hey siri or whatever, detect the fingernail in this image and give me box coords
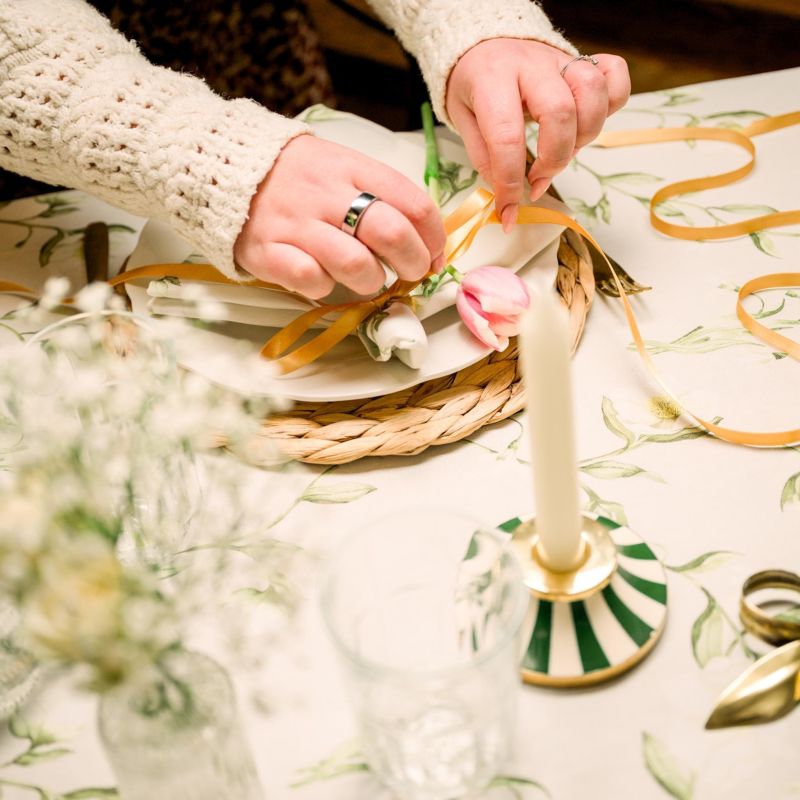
[501,204,518,234]
[432,253,446,272]
[529,177,551,200]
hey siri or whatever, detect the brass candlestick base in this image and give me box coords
[510,515,618,602]
[498,512,668,688]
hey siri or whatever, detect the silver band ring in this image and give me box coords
[342,192,378,237]
[560,54,599,78]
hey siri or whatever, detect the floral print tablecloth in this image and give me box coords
[1,67,799,800]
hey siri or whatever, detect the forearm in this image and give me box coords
[366,0,577,126]
[0,0,308,277]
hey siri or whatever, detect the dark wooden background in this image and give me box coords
[307,0,800,130]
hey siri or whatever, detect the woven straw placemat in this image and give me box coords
[258,229,595,465]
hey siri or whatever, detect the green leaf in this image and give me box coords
[601,172,663,186]
[754,297,785,320]
[581,484,629,526]
[39,229,65,266]
[13,747,72,766]
[642,732,695,800]
[301,482,376,504]
[642,426,710,444]
[489,775,550,796]
[8,717,58,747]
[667,551,739,575]
[713,204,779,216]
[660,91,701,107]
[773,352,788,360]
[600,396,635,446]
[61,790,119,799]
[780,471,800,510]
[691,590,725,668]
[655,202,692,222]
[597,194,612,225]
[580,460,662,481]
[703,109,768,120]
[749,231,778,257]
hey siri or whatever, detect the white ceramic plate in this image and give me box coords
[125,111,565,402]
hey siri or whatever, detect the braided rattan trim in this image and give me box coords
[258,230,595,464]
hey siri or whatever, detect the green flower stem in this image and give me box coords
[421,101,441,207]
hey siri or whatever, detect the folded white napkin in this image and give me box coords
[131,108,568,369]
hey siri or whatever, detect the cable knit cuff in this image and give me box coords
[141,91,311,280]
[54,58,311,280]
[392,0,577,127]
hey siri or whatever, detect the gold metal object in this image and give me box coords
[510,514,617,602]
[739,569,800,646]
[705,640,800,729]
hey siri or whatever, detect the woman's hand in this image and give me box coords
[234,135,446,299]
[446,39,631,231]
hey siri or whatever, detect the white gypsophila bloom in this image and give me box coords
[74,282,112,313]
[61,365,109,407]
[0,495,48,554]
[120,595,180,652]
[40,276,70,309]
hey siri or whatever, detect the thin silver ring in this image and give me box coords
[342,192,378,237]
[560,54,600,78]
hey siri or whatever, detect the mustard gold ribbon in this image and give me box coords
[2,111,798,447]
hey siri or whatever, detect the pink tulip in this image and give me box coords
[455,266,531,351]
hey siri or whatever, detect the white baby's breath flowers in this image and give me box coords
[74,282,112,313]
[0,291,293,689]
[39,275,70,310]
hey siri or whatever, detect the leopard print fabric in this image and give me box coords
[1,0,334,198]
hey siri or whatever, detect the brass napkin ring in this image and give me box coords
[740,570,800,646]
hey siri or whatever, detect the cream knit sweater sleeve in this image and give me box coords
[0,0,309,278]
[0,1,573,279]
[368,0,577,126]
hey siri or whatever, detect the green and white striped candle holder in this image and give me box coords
[499,513,667,688]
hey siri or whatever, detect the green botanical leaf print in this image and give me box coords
[8,717,57,747]
[666,551,739,575]
[581,483,628,526]
[300,481,377,504]
[640,425,712,444]
[780,471,800,510]
[12,748,72,766]
[38,229,65,267]
[291,740,369,788]
[659,91,701,107]
[600,396,636,446]
[713,204,779,216]
[691,589,725,667]
[600,172,663,187]
[579,460,663,482]
[642,732,695,800]
[488,775,550,798]
[749,231,778,257]
[61,790,119,799]
[297,104,346,123]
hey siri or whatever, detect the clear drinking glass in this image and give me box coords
[321,509,528,800]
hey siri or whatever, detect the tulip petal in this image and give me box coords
[456,290,506,351]
[461,266,531,316]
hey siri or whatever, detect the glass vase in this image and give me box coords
[98,649,263,800]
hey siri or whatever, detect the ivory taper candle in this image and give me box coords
[519,288,583,572]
